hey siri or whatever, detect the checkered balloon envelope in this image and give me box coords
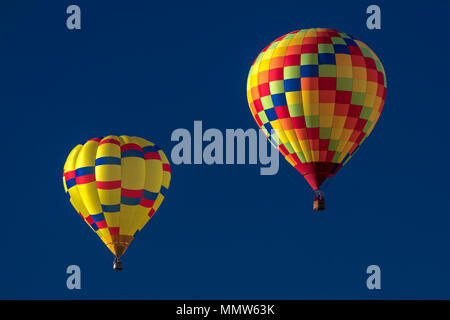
[247,28,386,209]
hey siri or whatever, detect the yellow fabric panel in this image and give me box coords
[335,54,352,66]
[298,140,311,162]
[96,135,121,229]
[336,129,353,152]
[331,127,343,140]
[137,148,171,231]
[149,150,171,213]
[319,103,334,116]
[302,91,319,106]
[285,91,301,105]
[249,57,261,88]
[311,150,319,162]
[258,55,272,72]
[246,72,257,117]
[366,81,378,95]
[75,140,112,244]
[364,94,376,108]
[332,116,346,129]
[284,130,301,153]
[269,120,289,145]
[63,145,95,232]
[133,137,162,233]
[337,65,352,78]
[160,150,171,190]
[118,135,145,236]
[143,153,162,192]
[319,115,333,128]
[352,66,366,80]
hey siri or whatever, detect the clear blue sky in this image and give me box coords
[1,0,449,299]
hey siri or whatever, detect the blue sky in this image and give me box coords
[1,0,449,299]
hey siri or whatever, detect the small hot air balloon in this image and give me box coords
[247,28,386,210]
[62,135,171,270]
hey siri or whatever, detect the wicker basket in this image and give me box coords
[313,198,325,211]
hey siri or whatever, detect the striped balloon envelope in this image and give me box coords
[62,135,171,269]
[247,28,386,210]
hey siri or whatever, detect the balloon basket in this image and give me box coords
[313,190,325,211]
[113,257,123,271]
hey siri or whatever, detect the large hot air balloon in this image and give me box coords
[247,28,386,210]
[62,135,171,270]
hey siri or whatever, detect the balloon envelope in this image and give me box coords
[247,28,386,190]
[63,135,171,258]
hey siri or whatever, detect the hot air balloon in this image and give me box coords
[247,28,386,210]
[62,135,171,270]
